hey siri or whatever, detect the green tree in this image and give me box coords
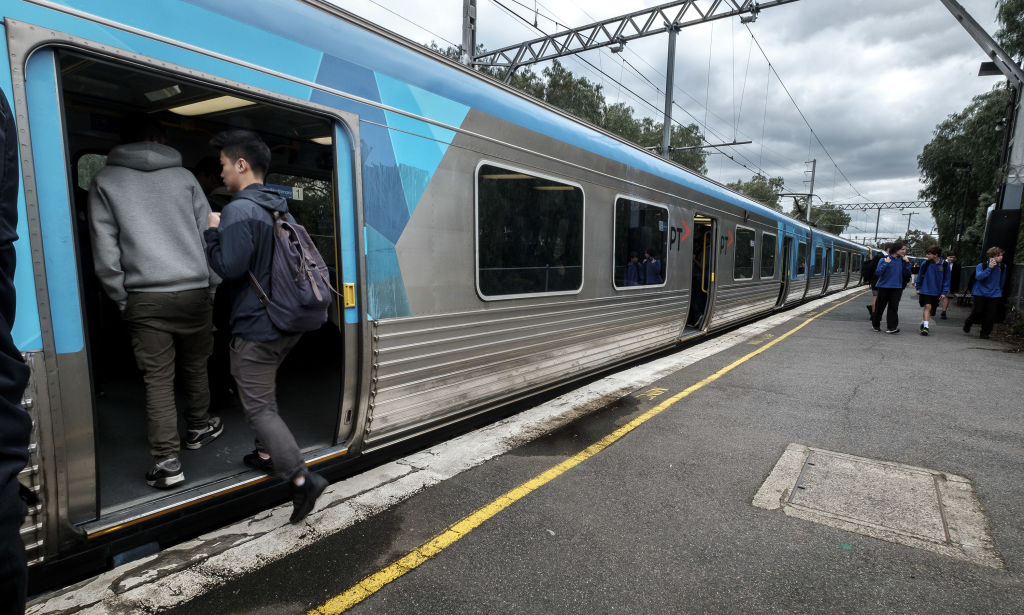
[995,0,1024,61]
[726,174,785,211]
[542,60,605,126]
[787,199,852,234]
[917,86,1009,260]
[903,229,939,257]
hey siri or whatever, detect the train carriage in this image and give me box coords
[1,0,867,589]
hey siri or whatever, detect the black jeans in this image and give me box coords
[872,287,903,331]
[965,296,1001,337]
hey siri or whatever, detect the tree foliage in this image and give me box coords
[917,86,1009,260]
[995,0,1024,61]
[786,200,852,235]
[903,229,940,257]
[428,45,708,174]
[726,174,785,212]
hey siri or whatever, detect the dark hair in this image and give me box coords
[121,114,166,143]
[986,246,1004,258]
[888,241,904,254]
[926,245,941,256]
[211,130,271,178]
[946,251,956,258]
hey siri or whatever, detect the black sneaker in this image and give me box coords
[920,325,928,336]
[885,328,900,334]
[866,305,873,318]
[290,472,329,524]
[871,324,881,332]
[940,312,947,320]
[243,449,275,474]
[146,458,184,489]
[963,322,971,334]
[185,416,224,450]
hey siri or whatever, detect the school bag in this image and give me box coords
[248,211,333,333]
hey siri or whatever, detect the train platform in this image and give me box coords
[28,287,1024,615]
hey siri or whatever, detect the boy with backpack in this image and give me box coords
[871,241,912,333]
[204,130,328,524]
[914,246,950,336]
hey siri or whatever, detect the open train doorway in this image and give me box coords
[776,237,793,308]
[52,49,350,516]
[686,215,715,330]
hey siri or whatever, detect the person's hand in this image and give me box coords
[902,255,910,262]
[885,256,892,263]
[207,212,221,228]
[989,258,997,268]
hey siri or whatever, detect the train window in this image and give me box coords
[476,164,584,297]
[852,254,861,273]
[760,233,776,278]
[266,173,337,273]
[613,197,668,288]
[839,251,848,274]
[832,251,842,273]
[733,227,755,280]
[797,242,807,275]
[813,246,824,275]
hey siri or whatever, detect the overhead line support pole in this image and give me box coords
[662,23,679,159]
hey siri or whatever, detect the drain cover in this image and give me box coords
[753,444,1001,569]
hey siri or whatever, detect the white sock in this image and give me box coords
[923,321,929,327]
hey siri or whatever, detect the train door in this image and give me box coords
[37,48,356,520]
[686,215,715,330]
[776,236,793,308]
[823,248,832,294]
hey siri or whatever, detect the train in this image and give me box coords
[1,0,869,591]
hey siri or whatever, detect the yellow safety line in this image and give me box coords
[309,291,867,614]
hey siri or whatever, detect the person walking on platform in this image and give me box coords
[862,250,884,318]
[963,246,1005,340]
[204,129,328,524]
[88,117,223,489]
[939,252,957,319]
[914,246,949,336]
[871,241,911,334]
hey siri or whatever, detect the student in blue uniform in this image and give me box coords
[963,246,1005,340]
[871,241,912,334]
[914,246,950,336]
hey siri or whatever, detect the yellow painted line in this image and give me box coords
[309,292,866,614]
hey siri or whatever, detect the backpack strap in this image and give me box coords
[246,210,282,306]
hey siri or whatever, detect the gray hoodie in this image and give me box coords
[88,142,219,309]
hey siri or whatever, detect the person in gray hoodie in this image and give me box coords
[88,119,223,489]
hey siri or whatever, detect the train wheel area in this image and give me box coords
[28,287,1024,614]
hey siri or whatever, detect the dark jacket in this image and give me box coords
[972,261,1005,298]
[874,254,911,289]
[0,89,31,528]
[205,184,293,341]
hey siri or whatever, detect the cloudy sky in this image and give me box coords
[333,0,1007,241]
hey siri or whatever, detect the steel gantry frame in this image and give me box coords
[470,0,800,82]
[832,201,935,244]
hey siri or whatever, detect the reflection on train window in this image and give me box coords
[476,164,583,297]
[852,254,861,273]
[813,246,824,275]
[733,227,755,280]
[839,251,847,274]
[797,241,807,275]
[613,197,668,288]
[832,251,844,273]
[77,153,107,191]
[760,233,776,278]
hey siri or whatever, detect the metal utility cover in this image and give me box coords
[753,444,1002,569]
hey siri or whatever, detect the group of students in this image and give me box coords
[864,241,1007,339]
[86,122,328,525]
[623,249,664,286]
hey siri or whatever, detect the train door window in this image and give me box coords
[839,251,848,274]
[852,254,861,273]
[612,197,668,288]
[54,49,345,513]
[733,226,755,280]
[476,163,584,298]
[760,233,776,278]
[813,246,824,275]
[797,242,807,275]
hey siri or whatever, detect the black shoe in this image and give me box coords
[885,328,900,334]
[243,449,275,474]
[146,458,184,489]
[940,312,947,320]
[866,305,873,318]
[920,325,928,336]
[963,322,971,334]
[290,472,329,524]
[871,324,881,332]
[185,416,224,449]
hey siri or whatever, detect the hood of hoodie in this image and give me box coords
[106,141,182,172]
[235,183,289,214]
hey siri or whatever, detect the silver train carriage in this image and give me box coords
[0,0,868,589]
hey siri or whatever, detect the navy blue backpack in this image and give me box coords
[248,211,333,333]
